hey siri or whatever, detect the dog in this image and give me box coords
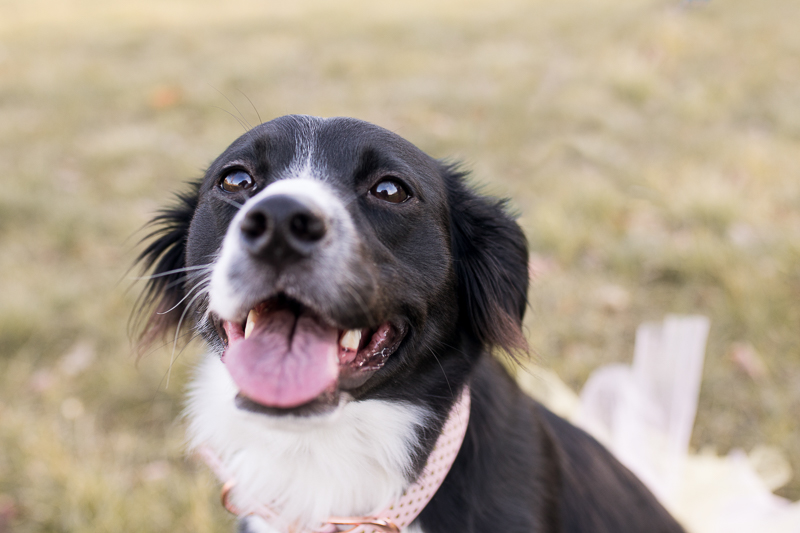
[135,115,685,533]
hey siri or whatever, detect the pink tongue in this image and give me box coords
[223,309,339,408]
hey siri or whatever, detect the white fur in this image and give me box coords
[186,354,430,531]
[209,177,358,321]
[285,116,325,184]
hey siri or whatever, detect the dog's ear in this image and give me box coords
[444,165,529,356]
[132,181,201,352]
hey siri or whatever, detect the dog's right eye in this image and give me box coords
[220,171,255,193]
[369,179,410,204]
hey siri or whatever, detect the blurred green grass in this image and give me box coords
[0,0,798,530]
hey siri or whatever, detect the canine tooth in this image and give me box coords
[340,329,361,351]
[244,309,257,339]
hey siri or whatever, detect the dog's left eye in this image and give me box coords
[370,179,410,203]
[220,171,255,193]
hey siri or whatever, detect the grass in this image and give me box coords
[0,0,798,530]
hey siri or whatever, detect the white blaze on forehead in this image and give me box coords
[287,116,324,181]
[250,177,340,214]
[208,176,357,322]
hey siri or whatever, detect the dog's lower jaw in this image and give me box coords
[186,354,430,531]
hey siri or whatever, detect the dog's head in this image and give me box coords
[136,115,528,416]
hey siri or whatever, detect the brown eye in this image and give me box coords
[370,179,410,203]
[220,170,254,193]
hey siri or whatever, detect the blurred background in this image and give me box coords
[0,0,798,530]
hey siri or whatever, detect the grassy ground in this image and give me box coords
[0,0,798,530]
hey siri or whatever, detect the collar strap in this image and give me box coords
[198,386,471,533]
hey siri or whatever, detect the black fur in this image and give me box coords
[135,115,685,533]
[445,166,529,355]
[133,182,201,348]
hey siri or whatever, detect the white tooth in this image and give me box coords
[244,309,257,340]
[340,329,361,351]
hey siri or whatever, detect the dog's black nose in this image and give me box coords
[239,194,327,266]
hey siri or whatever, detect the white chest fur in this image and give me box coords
[186,354,430,531]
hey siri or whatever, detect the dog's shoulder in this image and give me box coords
[531,397,685,533]
[421,357,686,533]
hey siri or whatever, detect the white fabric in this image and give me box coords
[519,314,800,533]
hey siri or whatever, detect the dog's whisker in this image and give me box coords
[210,85,252,130]
[166,286,210,388]
[164,270,208,291]
[135,327,198,362]
[237,89,262,126]
[151,329,206,396]
[161,267,211,289]
[218,195,244,210]
[157,277,211,316]
[429,348,453,399]
[436,340,471,358]
[130,264,213,281]
[211,105,249,133]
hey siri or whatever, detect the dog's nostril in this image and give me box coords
[238,195,327,263]
[241,211,270,240]
[289,212,326,242]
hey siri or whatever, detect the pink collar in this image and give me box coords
[198,387,471,533]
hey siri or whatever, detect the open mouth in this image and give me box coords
[218,295,406,414]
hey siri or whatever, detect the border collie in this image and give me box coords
[136,115,685,533]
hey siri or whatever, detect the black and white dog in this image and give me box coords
[136,115,684,533]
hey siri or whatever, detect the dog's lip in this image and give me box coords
[212,297,340,343]
[214,297,408,413]
[215,307,407,361]
[235,389,342,418]
[219,315,407,370]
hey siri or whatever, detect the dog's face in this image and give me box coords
[138,115,528,418]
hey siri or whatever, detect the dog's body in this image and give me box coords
[137,115,685,532]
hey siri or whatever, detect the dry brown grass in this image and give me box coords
[1,0,798,530]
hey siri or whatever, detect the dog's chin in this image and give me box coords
[235,389,346,419]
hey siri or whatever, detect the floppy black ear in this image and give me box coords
[132,181,201,350]
[444,165,529,356]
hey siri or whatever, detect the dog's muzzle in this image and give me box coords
[208,178,406,412]
[239,193,328,270]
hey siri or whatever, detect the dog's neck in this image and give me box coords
[186,354,433,531]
